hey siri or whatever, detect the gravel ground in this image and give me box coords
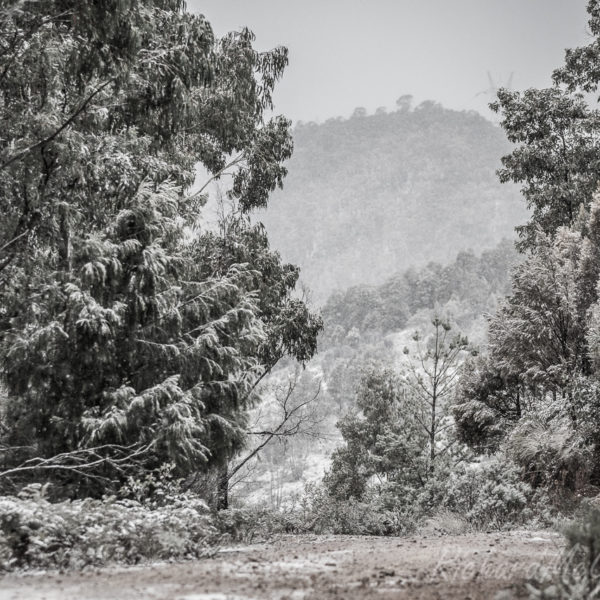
[0,530,563,600]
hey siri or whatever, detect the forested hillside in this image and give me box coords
[230,240,519,505]
[260,101,527,299]
[321,239,518,347]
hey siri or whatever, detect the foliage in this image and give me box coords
[321,240,518,347]
[214,489,412,540]
[560,507,600,599]
[438,457,553,531]
[213,505,309,541]
[454,198,600,463]
[489,212,600,390]
[313,454,552,536]
[454,2,600,497]
[507,417,593,493]
[492,0,600,252]
[491,88,600,251]
[402,317,470,476]
[0,484,216,570]
[297,483,413,536]
[323,367,428,501]
[528,506,600,599]
[453,354,523,452]
[0,2,321,493]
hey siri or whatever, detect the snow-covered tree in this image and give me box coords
[0,1,321,494]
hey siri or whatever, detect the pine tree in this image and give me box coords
[402,317,469,477]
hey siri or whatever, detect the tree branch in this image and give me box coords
[0,79,114,172]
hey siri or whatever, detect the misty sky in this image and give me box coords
[187,0,591,122]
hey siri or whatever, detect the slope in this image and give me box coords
[259,101,526,301]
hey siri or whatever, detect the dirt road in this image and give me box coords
[0,530,562,600]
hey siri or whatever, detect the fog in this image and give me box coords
[189,0,590,121]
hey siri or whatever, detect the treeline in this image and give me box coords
[321,239,517,346]
[313,4,600,569]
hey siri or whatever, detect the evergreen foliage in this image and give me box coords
[324,367,427,501]
[455,0,600,491]
[402,318,470,476]
[454,195,600,467]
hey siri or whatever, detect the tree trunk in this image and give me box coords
[429,415,436,478]
[216,463,229,510]
[429,377,437,478]
[58,202,71,272]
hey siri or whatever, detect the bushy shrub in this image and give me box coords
[213,506,309,542]
[507,417,594,493]
[296,483,418,536]
[558,507,600,598]
[439,457,554,530]
[300,455,554,537]
[0,484,216,570]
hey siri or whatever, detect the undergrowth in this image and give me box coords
[0,474,218,571]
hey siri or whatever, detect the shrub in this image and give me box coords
[438,457,554,530]
[558,507,600,598]
[213,506,308,542]
[507,417,593,493]
[297,483,418,536]
[0,484,216,570]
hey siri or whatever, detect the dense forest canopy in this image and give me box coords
[320,239,517,348]
[259,101,527,300]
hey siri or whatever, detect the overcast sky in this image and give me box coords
[187,1,591,122]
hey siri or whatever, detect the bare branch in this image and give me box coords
[228,374,322,482]
[0,229,29,254]
[0,442,156,481]
[195,153,244,197]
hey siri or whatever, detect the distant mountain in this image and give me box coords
[258,101,526,302]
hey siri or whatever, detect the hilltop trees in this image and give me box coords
[0,2,320,494]
[320,241,517,348]
[261,101,525,300]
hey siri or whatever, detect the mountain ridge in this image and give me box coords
[258,101,527,302]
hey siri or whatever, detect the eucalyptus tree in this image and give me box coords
[491,0,600,251]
